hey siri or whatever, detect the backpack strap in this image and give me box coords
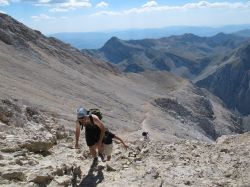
[79,115,95,131]
[79,121,84,130]
[89,114,95,125]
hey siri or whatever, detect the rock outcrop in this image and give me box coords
[154,84,244,141]
[0,99,65,154]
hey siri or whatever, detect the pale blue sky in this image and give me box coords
[1,0,250,34]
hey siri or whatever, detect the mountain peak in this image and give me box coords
[100,36,125,50]
[211,32,242,41]
[102,36,122,47]
[182,33,199,38]
[211,32,228,39]
[0,13,42,47]
[109,36,120,41]
[170,33,204,43]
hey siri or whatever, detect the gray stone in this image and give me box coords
[1,169,26,181]
[28,172,53,185]
[54,175,71,186]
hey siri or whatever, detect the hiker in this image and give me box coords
[142,131,149,140]
[101,129,128,161]
[75,107,105,163]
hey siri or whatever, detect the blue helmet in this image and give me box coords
[76,107,88,119]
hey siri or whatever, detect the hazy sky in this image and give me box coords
[1,0,250,34]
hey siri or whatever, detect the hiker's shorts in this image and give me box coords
[103,143,113,156]
[85,128,100,147]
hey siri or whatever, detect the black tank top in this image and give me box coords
[81,115,100,135]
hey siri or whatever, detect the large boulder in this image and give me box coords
[28,170,54,185]
[20,132,56,153]
[1,166,26,181]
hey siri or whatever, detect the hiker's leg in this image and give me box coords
[98,144,105,162]
[104,144,112,161]
[89,145,97,158]
[97,143,103,154]
[107,155,111,161]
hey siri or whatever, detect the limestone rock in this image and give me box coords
[54,175,71,186]
[28,170,54,185]
[1,167,26,181]
[20,132,56,153]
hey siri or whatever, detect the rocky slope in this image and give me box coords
[196,41,250,115]
[0,99,249,186]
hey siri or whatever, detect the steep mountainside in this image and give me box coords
[83,33,247,79]
[196,41,250,115]
[0,13,243,141]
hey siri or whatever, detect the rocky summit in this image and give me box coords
[0,13,250,186]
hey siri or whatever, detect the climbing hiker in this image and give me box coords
[142,131,149,140]
[101,128,128,161]
[75,107,105,164]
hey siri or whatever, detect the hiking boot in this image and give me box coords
[98,153,105,162]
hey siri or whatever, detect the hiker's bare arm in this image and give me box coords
[92,115,105,148]
[75,121,80,149]
[115,136,128,149]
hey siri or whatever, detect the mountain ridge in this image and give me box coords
[83,32,247,78]
[51,24,250,49]
[196,41,250,115]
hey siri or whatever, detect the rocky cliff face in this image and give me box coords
[153,83,243,140]
[196,41,250,115]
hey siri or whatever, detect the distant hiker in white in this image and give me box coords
[101,128,128,161]
[75,107,105,165]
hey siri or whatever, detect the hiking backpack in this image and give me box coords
[87,108,103,120]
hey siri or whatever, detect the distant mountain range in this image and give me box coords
[83,32,250,116]
[50,25,250,49]
[83,33,247,78]
[234,29,250,37]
